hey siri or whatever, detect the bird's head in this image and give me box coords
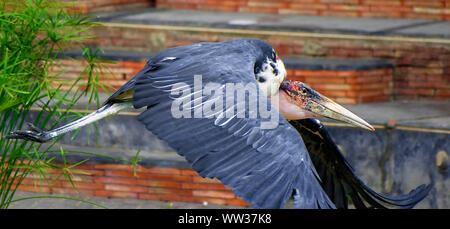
[250,40,372,131]
[253,44,287,97]
[277,80,375,131]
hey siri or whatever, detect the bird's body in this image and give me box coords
[6,38,431,209]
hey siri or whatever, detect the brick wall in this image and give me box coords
[15,162,249,207]
[61,0,450,21]
[51,58,394,104]
[289,68,393,104]
[49,59,145,92]
[64,0,153,14]
[156,0,450,21]
[81,25,450,101]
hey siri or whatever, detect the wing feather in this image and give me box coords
[110,39,336,208]
[289,118,432,209]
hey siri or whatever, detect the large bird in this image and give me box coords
[6,38,431,209]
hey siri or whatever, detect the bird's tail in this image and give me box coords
[291,119,433,209]
[342,171,433,209]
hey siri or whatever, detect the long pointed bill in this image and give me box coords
[280,80,375,131]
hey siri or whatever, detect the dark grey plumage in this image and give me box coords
[7,38,431,209]
[290,119,432,209]
[107,39,335,208]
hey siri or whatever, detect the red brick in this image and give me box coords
[146,174,192,182]
[94,176,138,185]
[238,6,279,14]
[197,4,237,12]
[328,4,370,12]
[193,190,237,199]
[336,71,359,77]
[335,97,358,104]
[404,12,444,20]
[17,185,51,193]
[138,167,181,175]
[287,75,306,82]
[370,6,412,13]
[15,178,44,187]
[303,76,347,84]
[94,164,132,171]
[360,95,390,103]
[247,1,288,8]
[307,83,351,91]
[73,169,105,176]
[137,180,181,189]
[225,198,250,207]
[105,184,148,193]
[192,176,222,184]
[436,89,450,97]
[62,182,104,190]
[287,0,316,3]
[71,164,96,170]
[404,1,444,7]
[104,170,146,179]
[321,10,360,17]
[181,182,231,190]
[290,3,328,10]
[351,82,390,90]
[122,61,146,69]
[141,193,184,202]
[426,75,446,81]
[396,88,436,96]
[361,11,403,19]
[220,0,248,7]
[364,0,402,6]
[409,81,449,89]
[52,187,95,195]
[320,0,360,3]
[332,48,373,57]
[180,169,199,176]
[149,187,192,196]
[278,8,319,15]
[346,76,383,84]
[320,90,348,97]
[346,90,386,97]
[361,69,391,76]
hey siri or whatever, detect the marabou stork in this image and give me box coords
[6,39,431,209]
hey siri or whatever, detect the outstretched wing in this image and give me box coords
[122,39,334,208]
[289,119,432,209]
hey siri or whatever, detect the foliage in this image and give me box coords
[0,0,128,208]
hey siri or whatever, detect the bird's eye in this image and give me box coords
[254,66,260,74]
[258,77,266,83]
[271,52,276,60]
[301,88,307,95]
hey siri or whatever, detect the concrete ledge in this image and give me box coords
[92,8,450,39]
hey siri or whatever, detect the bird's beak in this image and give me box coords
[280,80,375,131]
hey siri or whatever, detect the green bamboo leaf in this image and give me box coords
[0,0,112,209]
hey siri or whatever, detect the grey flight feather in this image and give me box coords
[106,39,335,208]
[290,119,433,209]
